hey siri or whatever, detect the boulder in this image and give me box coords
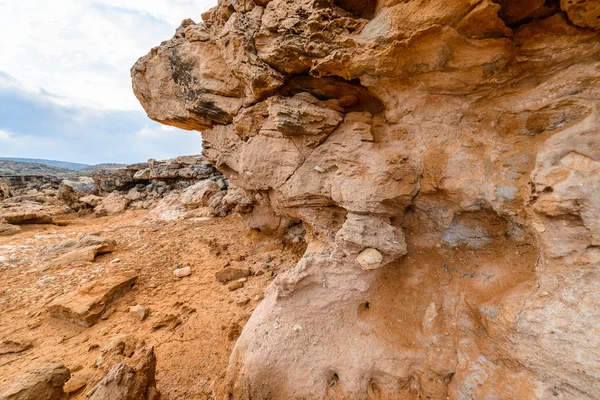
[57,177,97,208]
[95,194,130,216]
[179,181,221,208]
[0,363,70,400]
[79,195,104,207]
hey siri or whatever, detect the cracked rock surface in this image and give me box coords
[132,0,600,398]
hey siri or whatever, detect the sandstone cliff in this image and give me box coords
[132,1,600,398]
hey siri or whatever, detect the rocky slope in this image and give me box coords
[1,155,303,399]
[132,0,600,399]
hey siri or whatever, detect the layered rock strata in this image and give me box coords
[132,1,600,399]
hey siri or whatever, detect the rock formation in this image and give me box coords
[0,363,70,400]
[86,346,159,400]
[132,1,600,398]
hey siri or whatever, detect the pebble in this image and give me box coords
[237,278,248,283]
[292,325,303,332]
[110,258,121,264]
[356,248,383,271]
[314,165,326,173]
[174,267,192,278]
[149,283,157,289]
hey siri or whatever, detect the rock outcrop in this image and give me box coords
[87,346,159,400]
[0,363,70,400]
[132,1,600,399]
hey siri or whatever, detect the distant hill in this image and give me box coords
[0,160,78,177]
[79,163,127,174]
[0,157,90,171]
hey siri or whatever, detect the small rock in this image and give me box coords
[314,165,326,173]
[149,284,157,289]
[215,267,251,283]
[292,324,303,332]
[235,297,250,306]
[237,278,248,283]
[173,267,191,278]
[129,305,149,321]
[356,248,383,270]
[109,258,120,264]
[228,282,244,291]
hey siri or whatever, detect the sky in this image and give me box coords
[0,0,217,165]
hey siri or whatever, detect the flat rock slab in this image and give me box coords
[38,236,117,270]
[0,224,21,237]
[48,275,137,327]
[0,363,70,400]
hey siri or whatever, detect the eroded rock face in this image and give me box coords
[132,1,600,399]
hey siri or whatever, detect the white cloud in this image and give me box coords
[137,124,178,138]
[0,0,217,111]
[0,128,12,140]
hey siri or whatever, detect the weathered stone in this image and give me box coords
[179,181,220,208]
[57,177,97,208]
[0,223,21,237]
[0,363,70,400]
[87,346,159,400]
[48,275,137,327]
[37,235,116,270]
[0,340,33,356]
[79,195,104,207]
[95,193,130,216]
[129,305,149,321]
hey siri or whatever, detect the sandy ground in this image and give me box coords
[0,210,305,399]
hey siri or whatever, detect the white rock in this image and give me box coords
[356,248,383,270]
[110,258,121,264]
[173,267,192,278]
[313,165,326,173]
